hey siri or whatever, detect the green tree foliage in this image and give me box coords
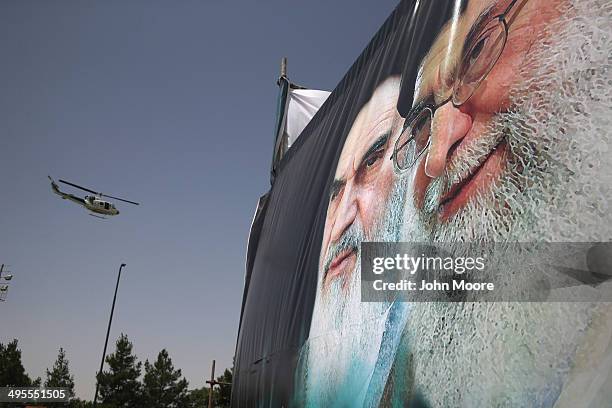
[45,347,75,394]
[70,400,114,408]
[189,368,232,408]
[187,386,210,408]
[0,336,231,408]
[69,398,92,407]
[44,347,76,407]
[0,339,35,387]
[96,333,142,408]
[142,349,189,408]
[213,368,232,408]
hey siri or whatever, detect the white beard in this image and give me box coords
[395,0,612,407]
[300,175,407,406]
[403,1,612,245]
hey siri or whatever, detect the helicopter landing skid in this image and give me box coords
[89,213,107,220]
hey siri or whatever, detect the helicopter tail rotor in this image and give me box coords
[48,176,61,195]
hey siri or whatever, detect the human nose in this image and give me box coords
[329,181,358,244]
[424,102,472,178]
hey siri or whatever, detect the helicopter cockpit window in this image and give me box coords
[104,202,110,210]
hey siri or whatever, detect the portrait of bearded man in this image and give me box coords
[385,0,612,406]
[298,75,410,407]
[394,0,611,243]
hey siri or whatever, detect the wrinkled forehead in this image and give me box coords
[335,77,401,178]
[413,0,509,105]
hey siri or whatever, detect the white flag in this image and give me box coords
[285,88,331,148]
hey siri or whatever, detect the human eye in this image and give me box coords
[465,33,492,82]
[329,181,344,203]
[469,35,487,66]
[412,115,430,151]
[330,188,340,202]
[364,147,384,168]
[461,21,505,85]
[356,137,389,183]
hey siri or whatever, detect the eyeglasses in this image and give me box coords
[392,0,523,172]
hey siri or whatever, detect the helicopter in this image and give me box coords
[48,176,139,219]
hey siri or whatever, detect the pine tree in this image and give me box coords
[96,333,142,408]
[45,348,75,394]
[142,349,189,408]
[0,339,34,386]
[44,347,76,407]
[187,386,210,408]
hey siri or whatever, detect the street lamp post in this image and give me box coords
[93,263,126,407]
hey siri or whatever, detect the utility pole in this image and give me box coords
[206,359,231,408]
[93,263,126,407]
[207,360,215,408]
[0,264,4,302]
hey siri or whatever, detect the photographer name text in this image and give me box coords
[370,254,495,292]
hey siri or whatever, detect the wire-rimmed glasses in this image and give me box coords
[392,0,523,172]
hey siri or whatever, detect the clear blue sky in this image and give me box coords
[0,0,398,399]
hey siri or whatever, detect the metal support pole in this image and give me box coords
[208,359,216,408]
[93,263,126,407]
[280,57,287,78]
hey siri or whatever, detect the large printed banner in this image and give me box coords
[233,0,612,406]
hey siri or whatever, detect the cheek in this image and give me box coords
[358,189,380,233]
[320,213,334,266]
[413,158,429,209]
[359,165,396,230]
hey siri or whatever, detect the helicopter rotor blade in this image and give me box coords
[58,179,99,195]
[100,194,140,206]
[58,178,139,205]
